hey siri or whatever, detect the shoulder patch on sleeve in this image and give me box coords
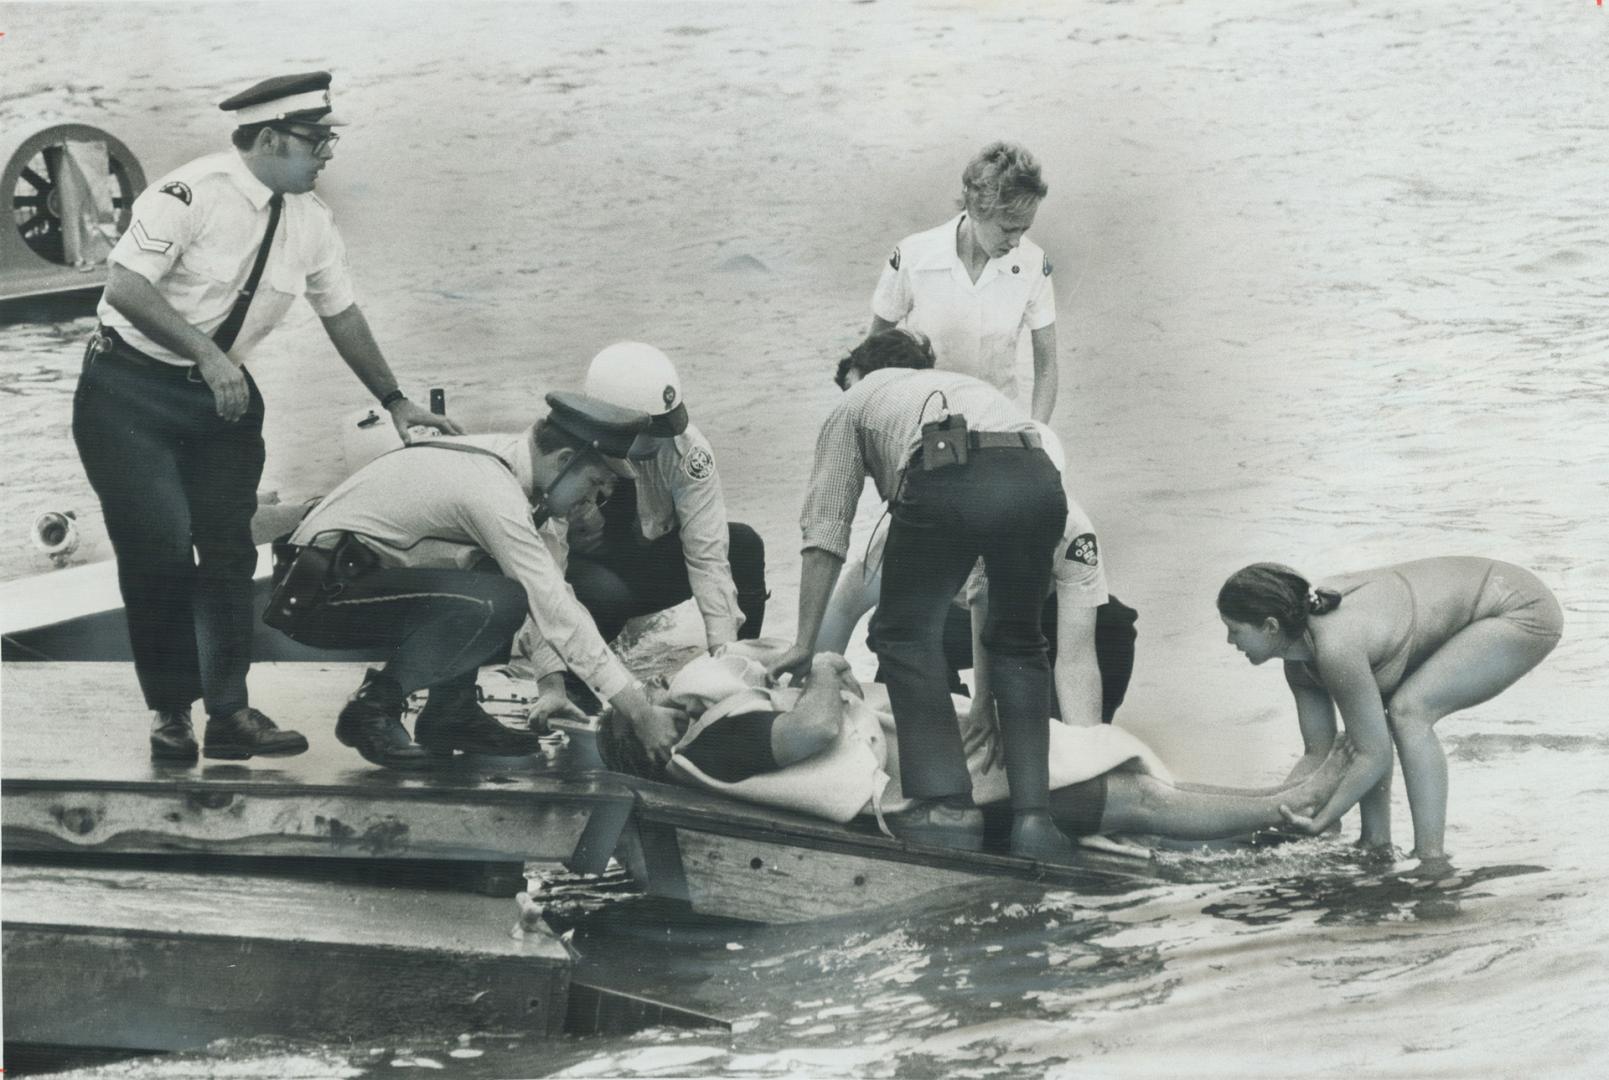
[159,181,192,206]
[1043,254,1054,277]
[1066,533,1098,567]
[683,445,715,482]
[889,246,901,271]
[129,219,173,253]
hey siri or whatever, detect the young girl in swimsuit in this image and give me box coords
[1217,556,1563,866]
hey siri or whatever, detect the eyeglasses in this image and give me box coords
[275,127,340,155]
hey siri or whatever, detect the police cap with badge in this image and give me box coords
[544,391,650,478]
[219,71,348,128]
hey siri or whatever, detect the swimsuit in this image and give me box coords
[1308,559,1563,694]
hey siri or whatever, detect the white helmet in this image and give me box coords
[584,343,687,457]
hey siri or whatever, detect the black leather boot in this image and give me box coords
[1008,811,1076,862]
[414,682,541,757]
[150,708,199,763]
[334,669,431,770]
[203,708,310,760]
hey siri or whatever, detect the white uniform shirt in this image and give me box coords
[101,150,356,364]
[870,213,1056,401]
[630,423,746,648]
[289,432,634,700]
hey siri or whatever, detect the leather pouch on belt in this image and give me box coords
[263,532,379,636]
[920,412,969,470]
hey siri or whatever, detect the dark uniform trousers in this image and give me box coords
[566,479,767,645]
[869,445,1067,813]
[280,563,529,697]
[72,345,265,717]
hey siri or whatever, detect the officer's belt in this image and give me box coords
[94,325,199,375]
[965,430,1042,451]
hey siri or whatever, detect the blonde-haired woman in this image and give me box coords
[868,141,1060,422]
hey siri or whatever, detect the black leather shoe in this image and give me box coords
[414,686,540,757]
[334,669,431,770]
[885,798,985,852]
[150,709,199,763]
[1008,811,1076,862]
[203,707,310,760]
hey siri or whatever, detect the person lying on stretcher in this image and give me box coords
[595,642,1353,858]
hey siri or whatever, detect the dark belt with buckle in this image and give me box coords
[967,430,1043,451]
[87,325,201,379]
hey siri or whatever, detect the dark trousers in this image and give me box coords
[940,594,1140,723]
[72,349,265,717]
[285,565,528,695]
[567,522,767,644]
[870,446,1067,813]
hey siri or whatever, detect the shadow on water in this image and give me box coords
[1200,860,1547,928]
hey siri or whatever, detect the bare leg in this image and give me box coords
[1386,617,1559,862]
[1101,774,1303,838]
[1356,760,1394,849]
[1175,735,1353,798]
[1095,743,1352,839]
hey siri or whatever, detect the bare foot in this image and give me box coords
[1286,737,1355,805]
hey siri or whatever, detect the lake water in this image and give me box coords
[2,1,1607,1076]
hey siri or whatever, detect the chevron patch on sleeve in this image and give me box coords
[129,220,173,254]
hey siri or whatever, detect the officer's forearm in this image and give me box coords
[794,547,845,654]
[104,265,230,365]
[320,303,403,401]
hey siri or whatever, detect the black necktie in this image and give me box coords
[212,192,283,353]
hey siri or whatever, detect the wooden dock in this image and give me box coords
[1,663,634,869]
[4,864,571,1049]
[2,658,1166,1053]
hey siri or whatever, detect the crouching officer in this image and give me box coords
[269,392,688,769]
[565,342,767,653]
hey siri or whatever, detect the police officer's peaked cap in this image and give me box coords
[220,71,347,127]
[544,391,651,476]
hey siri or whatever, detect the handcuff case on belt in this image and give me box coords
[263,532,379,636]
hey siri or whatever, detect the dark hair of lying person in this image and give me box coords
[598,707,780,784]
[834,328,937,390]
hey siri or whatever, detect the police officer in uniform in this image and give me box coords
[869,141,1058,422]
[771,329,1076,862]
[72,72,460,763]
[563,342,767,654]
[282,393,690,770]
